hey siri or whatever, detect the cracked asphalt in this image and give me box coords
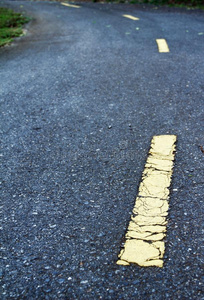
[0,0,204,299]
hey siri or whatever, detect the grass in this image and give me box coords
[0,7,30,47]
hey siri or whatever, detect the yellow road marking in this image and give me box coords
[123,14,139,21]
[61,2,80,8]
[117,135,177,267]
[156,39,170,53]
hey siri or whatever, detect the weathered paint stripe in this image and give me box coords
[123,14,140,21]
[156,39,170,53]
[61,2,80,8]
[117,135,177,267]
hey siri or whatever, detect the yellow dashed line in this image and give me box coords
[117,135,177,267]
[156,39,170,53]
[123,14,140,21]
[61,2,80,8]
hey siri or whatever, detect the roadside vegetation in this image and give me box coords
[36,0,204,9]
[94,0,204,9]
[0,7,29,47]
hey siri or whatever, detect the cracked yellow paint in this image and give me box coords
[61,2,80,8]
[156,39,170,53]
[123,14,140,21]
[117,135,176,267]
[133,198,169,216]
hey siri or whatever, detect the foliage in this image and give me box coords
[0,7,29,47]
[135,0,203,6]
[105,0,204,8]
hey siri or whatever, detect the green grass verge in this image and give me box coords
[0,7,30,47]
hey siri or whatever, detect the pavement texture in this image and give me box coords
[0,1,204,299]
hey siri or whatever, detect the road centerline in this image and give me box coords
[117,135,177,267]
[156,39,170,53]
[123,14,140,21]
[61,2,81,8]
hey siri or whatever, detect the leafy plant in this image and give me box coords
[0,7,29,47]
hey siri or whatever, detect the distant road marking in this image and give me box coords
[156,39,170,53]
[117,135,177,267]
[61,2,80,8]
[123,14,139,21]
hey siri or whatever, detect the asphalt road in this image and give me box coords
[1,1,204,299]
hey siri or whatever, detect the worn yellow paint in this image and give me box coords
[123,14,140,21]
[156,39,170,53]
[117,135,176,267]
[61,2,80,8]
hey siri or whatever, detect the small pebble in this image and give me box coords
[80,280,88,284]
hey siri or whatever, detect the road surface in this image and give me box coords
[1,1,203,299]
